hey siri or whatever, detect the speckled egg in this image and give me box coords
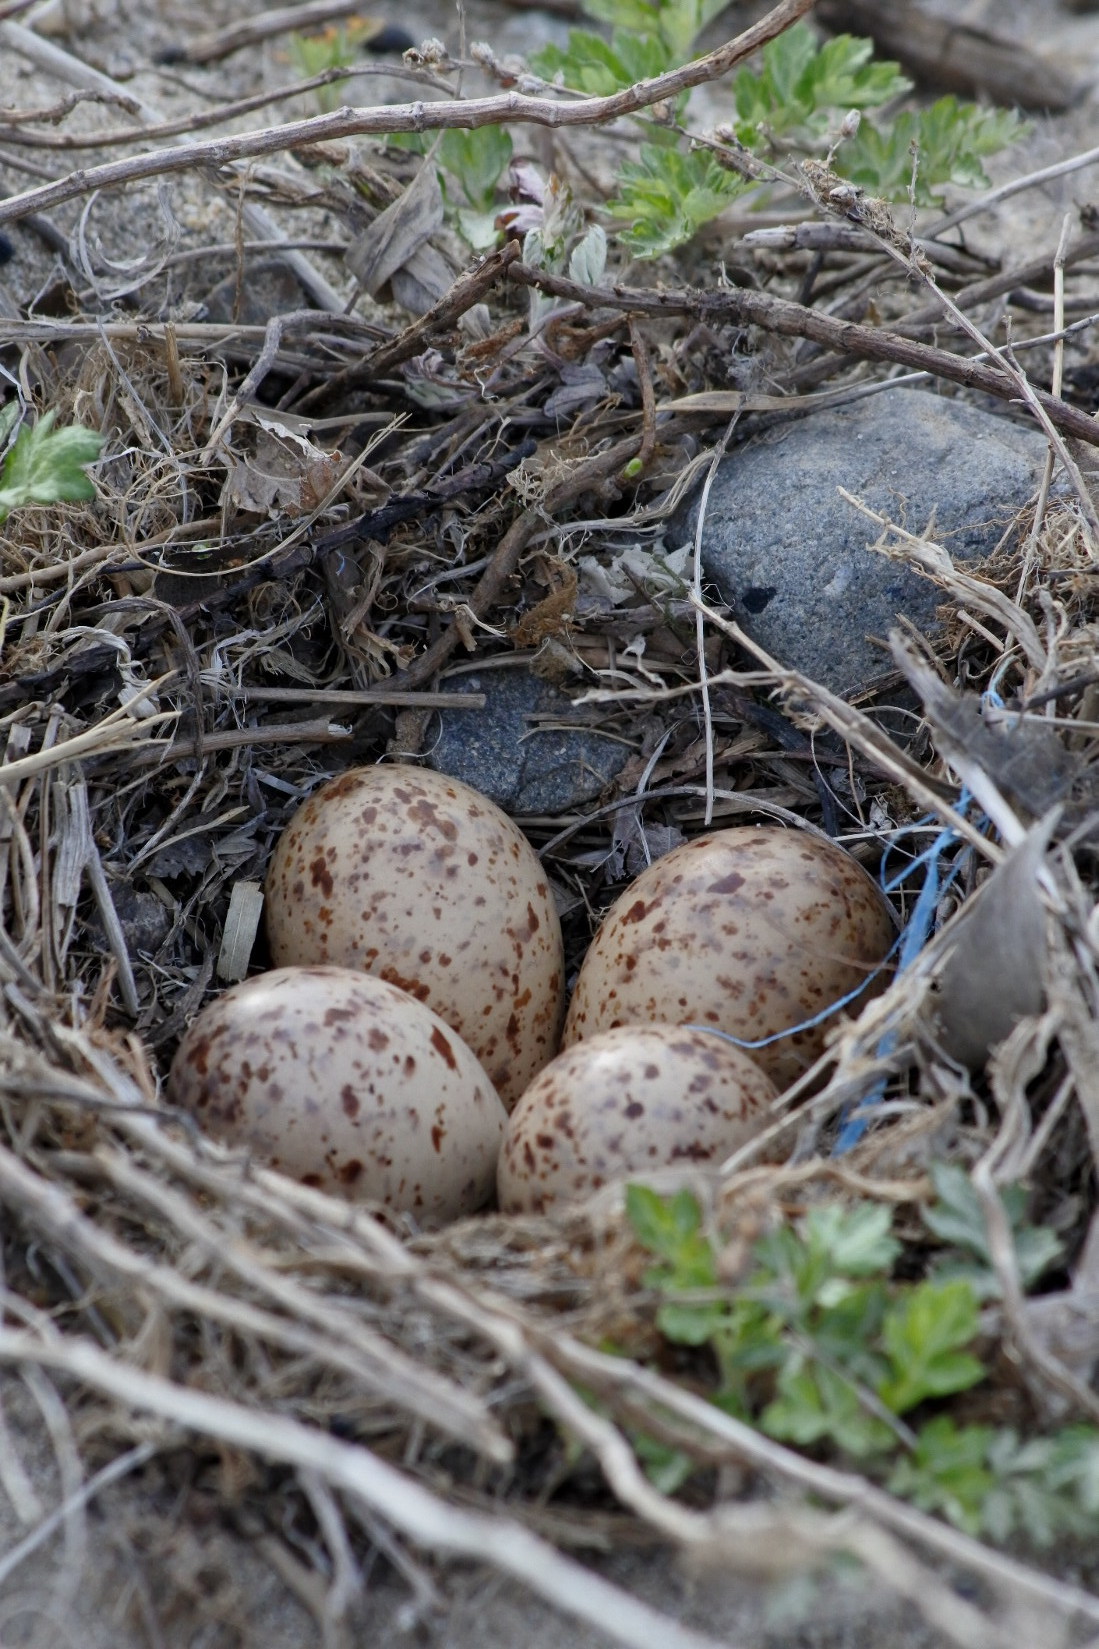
[563,828,895,1090]
[167,967,507,1223]
[498,1024,777,1213]
[264,766,566,1109]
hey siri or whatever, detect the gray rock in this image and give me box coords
[678,389,1049,695]
[427,668,630,814]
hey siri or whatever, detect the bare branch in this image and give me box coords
[0,0,815,224]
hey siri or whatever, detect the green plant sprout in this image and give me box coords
[287,19,379,113]
[624,1181,1096,1544]
[0,405,102,524]
[437,126,514,250]
[534,8,1026,257]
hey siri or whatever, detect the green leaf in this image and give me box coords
[0,409,102,523]
[733,22,910,145]
[569,224,608,287]
[879,1279,984,1413]
[813,1281,889,1385]
[922,1164,990,1253]
[632,1431,697,1492]
[804,1201,900,1278]
[438,125,513,212]
[532,29,667,95]
[888,1417,994,1534]
[656,1300,726,1344]
[580,0,726,59]
[608,143,749,258]
[840,97,1027,204]
[762,1360,894,1458]
[626,1184,702,1260]
[924,1163,1063,1299]
[579,0,662,36]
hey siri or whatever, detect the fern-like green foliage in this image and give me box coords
[839,96,1027,204]
[888,1419,1099,1544]
[532,28,669,97]
[608,143,750,258]
[532,0,726,90]
[583,0,727,64]
[624,1182,1099,1545]
[732,21,910,145]
[548,7,1025,259]
[0,407,102,523]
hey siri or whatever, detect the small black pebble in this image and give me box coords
[363,23,416,54]
[0,232,13,265]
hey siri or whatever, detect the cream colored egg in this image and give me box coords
[168,967,506,1224]
[498,1024,776,1214]
[264,766,565,1109]
[563,828,895,1090]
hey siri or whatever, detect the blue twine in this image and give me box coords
[832,793,975,1154]
[686,798,979,1152]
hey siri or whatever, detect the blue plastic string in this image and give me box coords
[685,798,979,1150]
[832,792,975,1154]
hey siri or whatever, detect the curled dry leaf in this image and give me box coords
[928,810,1060,1070]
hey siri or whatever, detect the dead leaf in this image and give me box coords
[220,428,343,517]
[929,809,1060,1070]
[346,160,445,297]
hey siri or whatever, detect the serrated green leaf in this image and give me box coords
[580,0,659,33]
[840,97,1028,204]
[814,1282,889,1384]
[888,1417,994,1534]
[626,1183,701,1256]
[656,1300,727,1344]
[923,1163,989,1252]
[0,401,19,445]
[439,125,512,211]
[879,1279,984,1413]
[732,22,910,145]
[1011,1224,1064,1290]
[763,1360,894,1457]
[924,1163,1063,1298]
[0,410,102,522]
[579,0,725,59]
[804,1201,901,1278]
[532,30,653,95]
[608,143,749,257]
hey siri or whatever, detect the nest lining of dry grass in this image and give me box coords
[6,1,1099,1643]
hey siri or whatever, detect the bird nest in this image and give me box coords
[5,2,1099,1643]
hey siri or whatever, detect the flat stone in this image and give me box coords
[677,389,1050,695]
[426,668,630,814]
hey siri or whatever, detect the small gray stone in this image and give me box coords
[678,389,1050,695]
[427,669,630,814]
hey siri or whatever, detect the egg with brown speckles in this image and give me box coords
[563,828,895,1090]
[264,766,566,1109]
[167,967,507,1224]
[498,1024,776,1213]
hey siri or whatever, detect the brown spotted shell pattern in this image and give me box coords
[168,966,507,1223]
[563,827,896,1091]
[264,765,566,1109]
[498,1024,777,1214]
